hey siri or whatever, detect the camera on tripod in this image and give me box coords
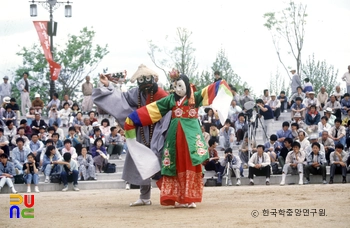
[224,151,233,162]
[111,71,126,78]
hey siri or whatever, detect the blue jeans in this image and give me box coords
[334,137,346,147]
[25,173,39,185]
[61,170,78,186]
[49,117,61,127]
[43,164,61,176]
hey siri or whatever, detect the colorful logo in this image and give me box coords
[9,194,35,219]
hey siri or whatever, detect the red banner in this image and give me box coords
[33,21,61,81]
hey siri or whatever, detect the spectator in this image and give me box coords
[324,108,336,127]
[69,103,80,124]
[318,116,331,136]
[48,104,61,127]
[52,122,64,142]
[218,147,242,186]
[105,126,123,159]
[305,104,320,132]
[304,142,327,184]
[31,93,44,114]
[4,120,17,146]
[341,65,350,93]
[209,123,219,143]
[268,94,281,120]
[261,89,270,104]
[305,134,325,156]
[263,134,280,163]
[289,86,305,107]
[340,93,350,115]
[19,119,32,139]
[290,69,301,94]
[90,138,108,172]
[213,71,222,82]
[228,100,242,125]
[333,85,344,101]
[100,118,111,136]
[201,126,210,146]
[202,138,220,173]
[12,138,30,174]
[38,126,48,144]
[42,145,61,183]
[0,128,10,157]
[280,141,305,186]
[72,112,84,127]
[81,76,94,113]
[248,144,271,185]
[81,118,92,149]
[219,119,235,149]
[11,127,30,147]
[329,144,348,184]
[276,121,293,147]
[8,98,20,113]
[46,92,61,111]
[324,95,341,119]
[291,97,306,120]
[53,152,79,191]
[23,152,40,193]
[229,86,241,105]
[296,131,310,154]
[0,75,12,102]
[235,113,246,145]
[16,72,31,116]
[240,88,254,108]
[59,102,71,127]
[0,153,18,193]
[317,87,328,109]
[28,133,44,163]
[88,111,98,125]
[342,109,350,126]
[256,99,274,142]
[318,131,335,165]
[61,94,73,109]
[30,113,48,135]
[26,107,36,126]
[77,147,96,181]
[277,91,288,113]
[303,91,319,112]
[202,108,219,133]
[62,138,78,161]
[239,136,257,167]
[303,78,313,93]
[52,133,64,152]
[278,138,293,167]
[3,105,17,127]
[328,119,346,147]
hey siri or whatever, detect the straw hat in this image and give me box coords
[130,64,158,83]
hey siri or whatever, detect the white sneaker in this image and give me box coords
[130,199,152,206]
[284,110,287,113]
[62,185,68,191]
[125,183,130,190]
[236,179,241,186]
[45,176,50,183]
[174,202,188,208]
[11,187,18,194]
[34,186,40,193]
[188,203,197,208]
[73,185,80,191]
[27,186,31,193]
[228,179,232,186]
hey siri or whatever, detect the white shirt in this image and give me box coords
[267,99,281,109]
[342,72,350,86]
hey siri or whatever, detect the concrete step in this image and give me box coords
[37,172,124,182]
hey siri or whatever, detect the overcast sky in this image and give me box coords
[1,0,349,95]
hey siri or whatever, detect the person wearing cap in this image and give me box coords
[324,94,342,119]
[340,93,350,115]
[304,142,327,184]
[324,107,336,127]
[328,119,346,147]
[303,78,313,93]
[317,86,328,109]
[290,69,301,94]
[31,93,44,114]
[17,72,32,116]
[291,97,306,120]
[267,93,281,121]
[280,141,305,186]
[341,65,350,93]
[303,91,319,113]
[30,112,48,135]
[0,76,12,103]
[0,153,18,193]
[92,64,170,206]
[81,76,94,113]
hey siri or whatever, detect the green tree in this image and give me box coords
[13,27,109,106]
[302,54,339,94]
[148,27,197,84]
[269,69,290,97]
[191,70,211,91]
[263,1,307,79]
[211,48,251,94]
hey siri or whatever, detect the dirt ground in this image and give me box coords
[1,184,349,228]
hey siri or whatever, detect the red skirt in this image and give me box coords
[157,122,203,206]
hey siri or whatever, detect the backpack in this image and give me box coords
[103,163,116,173]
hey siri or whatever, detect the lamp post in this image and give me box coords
[29,0,72,99]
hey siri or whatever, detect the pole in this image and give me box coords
[49,4,55,100]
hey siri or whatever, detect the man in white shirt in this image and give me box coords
[0,76,12,103]
[296,131,310,154]
[228,100,242,124]
[328,119,346,147]
[248,145,271,185]
[333,85,344,102]
[317,87,328,109]
[267,94,281,121]
[280,141,305,185]
[341,65,350,93]
[261,89,270,104]
[303,91,319,112]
